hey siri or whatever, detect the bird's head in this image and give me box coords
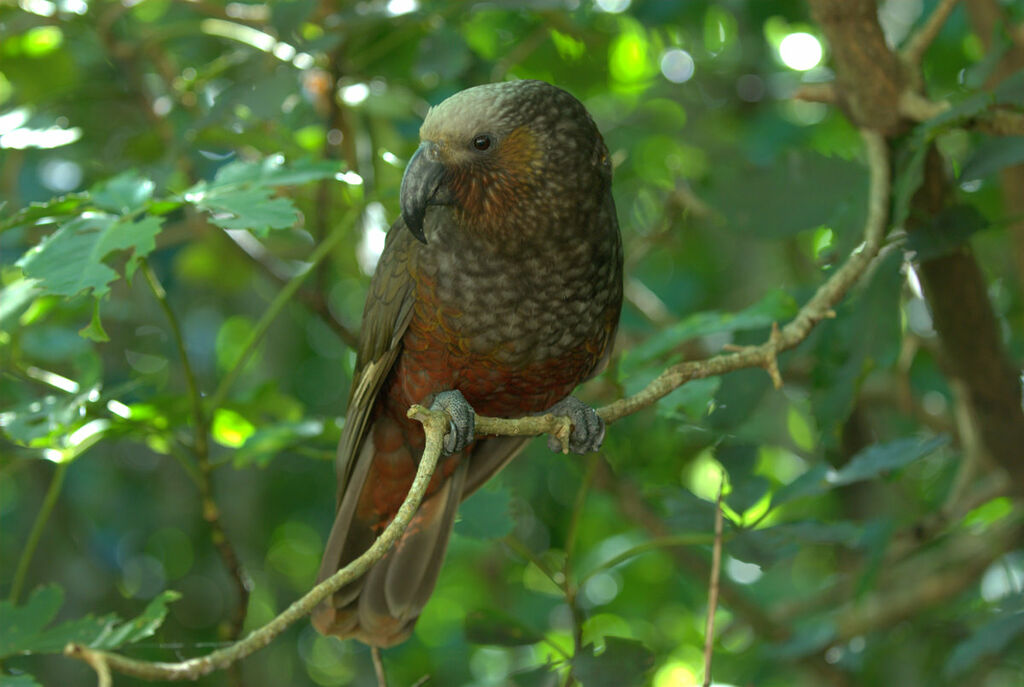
[400,80,609,243]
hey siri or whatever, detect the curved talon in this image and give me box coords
[544,396,605,455]
[430,389,475,455]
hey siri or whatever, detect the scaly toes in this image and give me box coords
[430,389,475,455]
[545,396,605,455]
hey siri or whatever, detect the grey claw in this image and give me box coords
[545,396,605,455]
[430,390,475,455]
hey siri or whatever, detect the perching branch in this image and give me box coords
[65,403,448,682]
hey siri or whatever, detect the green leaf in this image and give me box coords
[91,170,155,214]
[0,387,100,446]
[905,205,988,261]
[770,463,831,507]
[944,609,1024,678]
[623,289,797,375]
[0,586,180,659]
[570,637,654,687]
[191,186,298,236]
[960,137,1024,182]
[829,435,949,486]
[0,674,42,687]
[0,194,89,234]
[455,483,514,539]
[892,139,929,227]
[16,215,162,298]
[79,300,110,342]
[181,157,340,236]
[464,609,544,646]
[0,278,41,328]
[88,590,182,650]
[233,419,326,467]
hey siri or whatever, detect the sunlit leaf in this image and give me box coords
[16,215,162,298]
[91,170,155,214]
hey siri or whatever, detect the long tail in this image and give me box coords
[313,439,468,647]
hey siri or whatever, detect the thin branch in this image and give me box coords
[9,462,68,603]
[143,260,250,644]
[793,83,839,104]
[65,403,448,681]
[208,209,358,413]
[371,646,388,687]
[702,479,725,687]
[141,261,206,457]
[902,0,962,65]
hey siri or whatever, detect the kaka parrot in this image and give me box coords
[313,79,623,647]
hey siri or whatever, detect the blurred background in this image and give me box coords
[2,1,1023,686]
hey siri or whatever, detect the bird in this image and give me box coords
[313,79,623,647]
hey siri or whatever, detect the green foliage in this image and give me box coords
[2,2,1022,686]
[0,585,179,658]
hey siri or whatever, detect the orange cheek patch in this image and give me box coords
[451,126,540,226]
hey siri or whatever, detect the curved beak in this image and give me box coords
[400,142,448,244]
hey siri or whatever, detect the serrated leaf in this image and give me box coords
[0,194,89,234]
[944,609,1024,678]
[829,435,948,486]
[570,637,654,687]
[464,609,544,646]
[455,483,513,539]
[91,170,155,214]
[194,187,298,236]
[89,590,181,650]
[0,586,180,659]
[209,156,341,188]
[16,215,162,298]
[905,205,988,261]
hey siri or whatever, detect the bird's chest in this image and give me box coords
[390,243,611,417]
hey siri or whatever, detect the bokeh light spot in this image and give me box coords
[778,32,823,71]
[660,49,695,83]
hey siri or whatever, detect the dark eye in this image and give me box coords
[472,134,492,151]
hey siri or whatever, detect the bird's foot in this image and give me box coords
[430,390,475,456]
[544,396,605,455]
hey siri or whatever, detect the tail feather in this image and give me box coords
[313,449,469,647]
